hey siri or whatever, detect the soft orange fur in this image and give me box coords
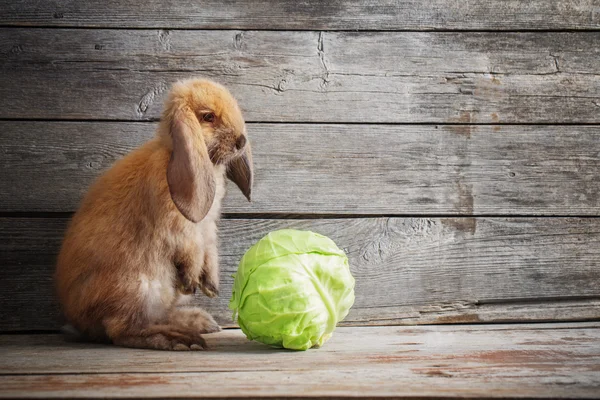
[55,79,252,350]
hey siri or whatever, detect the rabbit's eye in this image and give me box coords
[202,113,215,123]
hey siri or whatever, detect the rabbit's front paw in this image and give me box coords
[199,249,219,298]
[176,264,199,295]
[199,275,219,298]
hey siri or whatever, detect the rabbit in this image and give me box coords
[55,78,253,351]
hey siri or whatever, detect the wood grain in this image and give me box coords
[2,122,599,215]
[1,217,599,331]
[1,324,599,398]
[2,30,599,122]
[1,0,599,30]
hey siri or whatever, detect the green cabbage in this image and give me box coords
[229,229,355,350]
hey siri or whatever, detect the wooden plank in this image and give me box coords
[2,122,599,215]
[1,324,599,398]
[1,0,599,30]
[1,30,600,122]
[1,217,599,332]
[2,370,598,399]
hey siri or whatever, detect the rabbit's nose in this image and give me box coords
[235,135,247,150]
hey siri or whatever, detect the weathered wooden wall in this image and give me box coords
[0,0,599,331]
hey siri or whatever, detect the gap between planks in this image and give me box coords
[2,26,600,32]
[2,213,600,219]
[3,119,600,126]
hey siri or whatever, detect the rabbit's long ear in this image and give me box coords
[167,109,216,223]
[227,141,253,201]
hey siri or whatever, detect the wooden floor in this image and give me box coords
[1,323,599,399]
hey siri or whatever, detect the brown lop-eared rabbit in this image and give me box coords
[55,79,253,350]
